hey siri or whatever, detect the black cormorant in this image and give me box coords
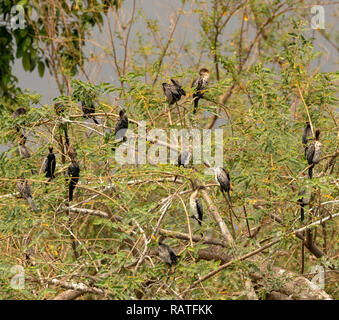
[17,135,37,175]
[16,178,38,212]
[191,68,210,114]
[12,107,27,118]
[158,236,179,266]
[297,196,306,222]
[67,157,80,201]
[302,121,312,145]
[189,189,203,226]
[174,149,192,182]
[114,109,129,140]
[297,189,312,222]
[12,107,27,134]
[44,146,56,180]
[18,135,31,159]
[54,103,65,116]
[162,79,186,105]
[305,129,322,179]
[54,103,70,148]
[213,166,232,202]
[81,101,99,124]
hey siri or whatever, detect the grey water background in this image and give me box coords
[2,0,339,154]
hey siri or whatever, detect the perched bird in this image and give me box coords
[17,135,37,175]
[54,102,65,116]
[81,101,99,124]
[191,68,210,114]
[67,157,80,201]
[171,79,186,99]
[18,135,31,159]
[16,178,38,212]
[54,103,70,149]
[12,107,27,118]
[12,107,27,134]
[302,121,312,145]
[189,189,203,226]
[213,166,239,234]
[213,166,232,203]
[162,79,186,105]
[297,189,312,222]
[174,149,192,182]
[305,129,322,179]
[43,146,56,180]
[114,109,129,140]
[158,236,179,266]
[297,195,306,222]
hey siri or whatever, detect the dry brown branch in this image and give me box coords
[158,228,228,248]
[201,189,235,245]
[49,278,110,298]
[53,289,84,300]
[182,213,338,296]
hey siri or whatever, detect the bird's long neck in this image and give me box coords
[201,73,209,82]
[191,190,198,200]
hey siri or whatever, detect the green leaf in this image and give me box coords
[22,53,30,71]
[38,61,45,77]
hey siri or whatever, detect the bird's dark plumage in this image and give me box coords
[190,190,203,225]
[13,107,27,118]
[67,159,80,201]
[302,122,312,145]
[54,103,65,116]
[16,179,38,212]
[82,101,99,124]
[18,135,30,159]
[174,150,192,182]
[114,110,129,140]
[305,129,322,179]
[297,189,310,222]
[192,68,209,114]
[12,107,27,134]
[44,146,56,180]
[170,79,186,97]
[158,237,178,266]
[17,135,37,175]
[54,103,70,149]
[298,197,305,221]
[162,79,186,105]
[214,167,231,202]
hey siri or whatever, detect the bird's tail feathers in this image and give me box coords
[308,165,314,179]
[191,215,202,225]
[69,184,75,201]
[193,97,199,114]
